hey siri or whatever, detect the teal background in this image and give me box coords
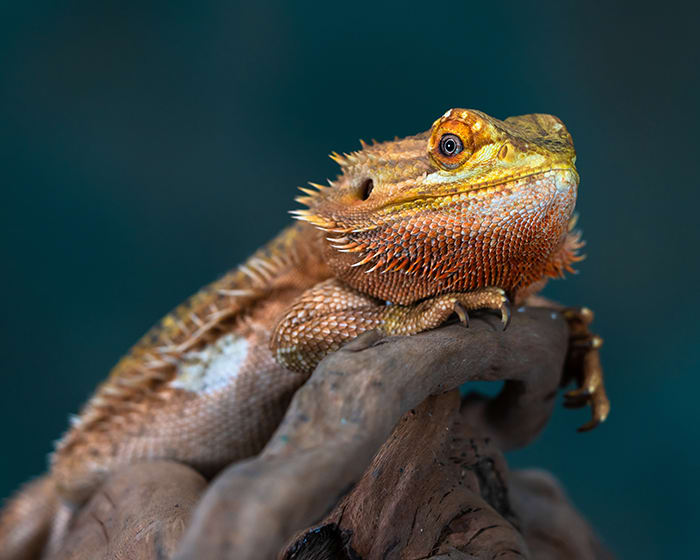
[1,2,698,557]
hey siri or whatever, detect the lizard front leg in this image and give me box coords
[270,278,510,374]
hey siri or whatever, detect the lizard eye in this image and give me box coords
[439,134,463,157]
[429,116,477,171]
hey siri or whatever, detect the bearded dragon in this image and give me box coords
[0,108,609,559]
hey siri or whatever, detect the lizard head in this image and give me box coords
[292,108,580,303]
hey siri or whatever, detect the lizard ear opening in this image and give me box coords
[358,178,374,200]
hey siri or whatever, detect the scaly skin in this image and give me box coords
[0,108,609,559]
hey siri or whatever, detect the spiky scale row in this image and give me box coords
[48,222,328,504]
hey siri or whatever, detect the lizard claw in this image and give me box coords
[563,384,609,431]
[573,384,610,432]
[453,302,470,327]
[568,361,610,432]
[500,297,512,331]
[445,287,510,331]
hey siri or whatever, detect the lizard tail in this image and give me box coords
[0,475,58,560]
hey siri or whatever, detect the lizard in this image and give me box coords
[0,108,609,560]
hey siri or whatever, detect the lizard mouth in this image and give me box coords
[293,167,577,235]
[376,167,578,213]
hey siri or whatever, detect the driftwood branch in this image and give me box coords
[282,390,610,559]
[49,306,609,559]
[54,462,206,560]
[175,307,570,559]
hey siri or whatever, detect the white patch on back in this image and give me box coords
[171,333,249,394]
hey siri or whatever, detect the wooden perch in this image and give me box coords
[53,462,206,560]
[49,306,609,559]
[282,391,610,559]
[174,307,572,559]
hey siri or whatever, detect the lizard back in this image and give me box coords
[51,222,330,502]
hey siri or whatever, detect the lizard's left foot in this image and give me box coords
[562,307,610,431]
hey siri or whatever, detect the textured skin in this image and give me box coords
[50,224,330,503]
[271,280,511,373]
[275,109,582,372]
[293,109,581,303]
[0,108,605,559]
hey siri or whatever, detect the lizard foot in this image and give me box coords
[451,287,511,330]
[272,281,513,373]
[562,307,610,432]
[381,286,511,336]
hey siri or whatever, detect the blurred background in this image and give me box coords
[0,1,697,557]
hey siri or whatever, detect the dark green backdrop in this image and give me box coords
[1,2,697,558]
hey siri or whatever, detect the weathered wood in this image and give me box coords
[283,391,610,559]
[175,306,569,559]
[52,462,206,560]
[284,391,527,559]
[49,306,609,560]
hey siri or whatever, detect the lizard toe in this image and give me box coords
[500,296,512,331]
[453,301,470,327]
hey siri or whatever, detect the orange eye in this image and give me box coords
[428,116,477,170]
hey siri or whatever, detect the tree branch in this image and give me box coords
[53,462,206,560]
[175,306,570,560]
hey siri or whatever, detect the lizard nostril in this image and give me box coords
[359,178,374,201]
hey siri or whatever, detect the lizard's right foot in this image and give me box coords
[562,307,610,431]
[383,287,511,335]
[449,288,511,330]
[271,281,514,374]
